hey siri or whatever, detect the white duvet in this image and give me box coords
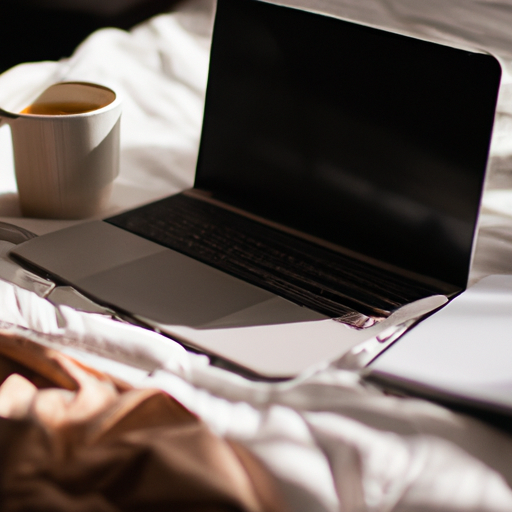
[1,0,512,510]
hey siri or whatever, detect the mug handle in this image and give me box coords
[0,108,19,128]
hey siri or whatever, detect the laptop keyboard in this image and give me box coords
[106,193,443,319]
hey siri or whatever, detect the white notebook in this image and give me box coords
[368,275,512,416]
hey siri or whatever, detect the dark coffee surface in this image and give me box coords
[21,102,103,115]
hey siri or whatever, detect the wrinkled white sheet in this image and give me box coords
[1,0,512,510]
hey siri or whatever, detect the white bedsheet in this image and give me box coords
[1,0,512,510]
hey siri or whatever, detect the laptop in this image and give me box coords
[10,0,501,379]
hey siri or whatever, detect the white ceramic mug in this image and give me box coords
[0,81,122,219]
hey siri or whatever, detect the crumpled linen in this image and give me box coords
[1,274,512,512]
[0,332,287,512]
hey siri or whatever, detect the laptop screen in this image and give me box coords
[195,0,501,289]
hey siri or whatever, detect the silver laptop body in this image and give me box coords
[11,0,501,378]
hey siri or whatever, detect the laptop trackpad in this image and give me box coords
[12,221,324,328]
[75,249,279,327]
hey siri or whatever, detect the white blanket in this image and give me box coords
[1,1,512,510]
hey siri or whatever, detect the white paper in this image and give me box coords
[369,275,512,410]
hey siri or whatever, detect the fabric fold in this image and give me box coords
[0,332,287,512]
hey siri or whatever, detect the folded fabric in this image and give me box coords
[0,331,287,512]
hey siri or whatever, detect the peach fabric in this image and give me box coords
[0,332,287,512]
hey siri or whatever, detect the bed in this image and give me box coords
[1,0,512,509]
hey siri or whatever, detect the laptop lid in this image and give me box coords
[195,0,501,290]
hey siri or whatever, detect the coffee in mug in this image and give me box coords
[20,82,116,116]
[0,81,122,219]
